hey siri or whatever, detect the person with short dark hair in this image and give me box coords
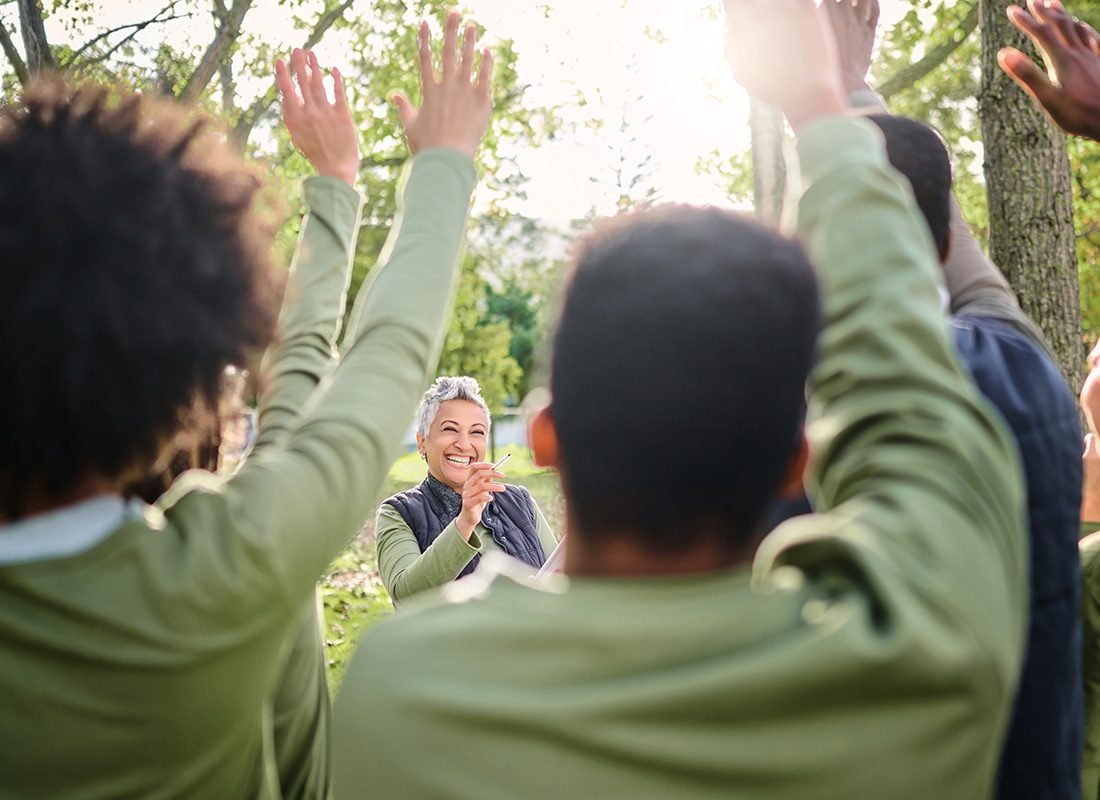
[0,14,494,797]
[376,375,559,606]
[331,2,1028,797]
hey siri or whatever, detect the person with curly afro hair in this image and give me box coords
[0,11,495,798]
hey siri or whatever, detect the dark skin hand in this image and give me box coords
[1000,0,1100,141]
[824,0,881,95]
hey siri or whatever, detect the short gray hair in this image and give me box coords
[415,376,491,438]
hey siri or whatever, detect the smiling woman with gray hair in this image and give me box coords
[375,376,559,606]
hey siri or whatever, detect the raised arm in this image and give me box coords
[173,14,495,609]
[252,50,363,454]
[827,0,1032,326]
[1000,0,1100,142]
[727,0,1027,680]
[1082,339,1100,526]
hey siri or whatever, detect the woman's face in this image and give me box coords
[418,399,489,491]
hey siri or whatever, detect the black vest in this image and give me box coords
[384,479,546,579]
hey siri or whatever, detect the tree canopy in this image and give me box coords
[0,0,565,410]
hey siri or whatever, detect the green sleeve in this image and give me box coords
[1085,766,1100,800]
[269,598,332,799]
[246,177,360,800]
[169,149,477,612]
[376,504,480,606]
[756,118,1028,692]
[1082,533,1100,800]
[253,177,362,453]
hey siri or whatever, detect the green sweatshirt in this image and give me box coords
[332,118,1027,800]
[375,491,559,604]
[1081,529,1100,800]
[251,175,364,800]
[0,148,476,800]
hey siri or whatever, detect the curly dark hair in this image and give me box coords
[0,79,279,518]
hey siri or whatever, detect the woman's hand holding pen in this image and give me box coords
[456,454,509,541]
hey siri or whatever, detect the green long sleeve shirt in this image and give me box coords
[375,494,559,605]
[332,118,1027,800]
[0,148,477,800]
[1080,529,1100,800]
[253,175,363,800]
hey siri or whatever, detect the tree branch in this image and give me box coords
[879,2,979,100]
[77,15,191,71]
[17,0,54,73]
[212,0,237,115]
[0,19,28,85]
[361,154,407,170]
[64,4,188,70]
[232,0,354,143]
[179,0,251,102]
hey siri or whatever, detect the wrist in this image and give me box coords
[841,73,872,98]
[1082,494,1100,526]
[313,161,359,188]
[415,142,478,160]
[456,515,476,541]
[785,86,848,133]
[1082,437,1100,521]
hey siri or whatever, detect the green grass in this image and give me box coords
[321,449,563,691]
[319,542,392,691]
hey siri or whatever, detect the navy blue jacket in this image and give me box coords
[384,480,546,579]
[955,316,1083,800]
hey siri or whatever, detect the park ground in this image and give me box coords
[319,449,563,690]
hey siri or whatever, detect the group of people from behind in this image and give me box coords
[1,0,1099,798]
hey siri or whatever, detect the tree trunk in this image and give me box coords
[213,0,237,116]
[749,99,787,226]
[980,0,1083,388]
[17,0,54,73]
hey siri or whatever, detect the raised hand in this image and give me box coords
[999,0,1100,141]
[724,0,847,131]
[1082,336,1100,436]
[824,0,881,95]
[456,462,506,540]
[393,12,494,159]
[275,50,360,187]
[1083,434,1100,521]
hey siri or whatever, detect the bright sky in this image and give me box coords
[468,0,913,221]
[56,0,914,222]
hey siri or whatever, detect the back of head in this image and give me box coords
[865,114,953,259]
[550,205,819,556]
[0,79,279,517]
